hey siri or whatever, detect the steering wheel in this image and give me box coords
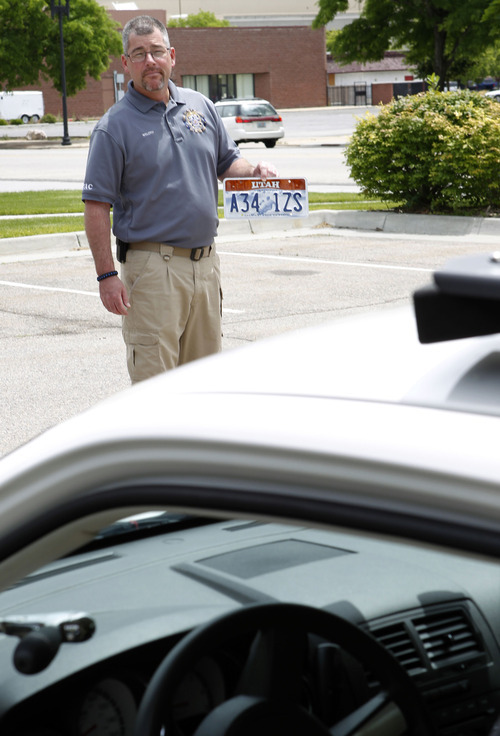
[134,602,433,736]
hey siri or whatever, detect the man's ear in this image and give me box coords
[121,54,130,75]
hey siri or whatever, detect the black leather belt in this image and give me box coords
[116,239,213,263]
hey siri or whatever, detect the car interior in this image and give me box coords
[1,252,500,736]
[0,503,499,736]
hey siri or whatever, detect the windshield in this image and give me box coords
[241,102,277,116]
[78,511,215,552]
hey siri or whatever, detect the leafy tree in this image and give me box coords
[0,0,122,96]
[314,0,500,89]
[167,10,230,27]
[325,29,340,50]
[466,41,500,84]
[484,0,500,21]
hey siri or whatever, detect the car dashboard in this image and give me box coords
[0,519,500,736]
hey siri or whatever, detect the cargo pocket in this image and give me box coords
[125,332,161,384]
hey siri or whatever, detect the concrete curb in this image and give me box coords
[0,231,89,257]
[217,209,500,239]
[2,209,500,258]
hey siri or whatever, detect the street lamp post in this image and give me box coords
[50,0,71,146]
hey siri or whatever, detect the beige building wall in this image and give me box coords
[96,0,362,27]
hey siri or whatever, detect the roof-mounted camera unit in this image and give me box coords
[414,252,500,344]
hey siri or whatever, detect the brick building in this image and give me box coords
[170,25,325,107]
[34,10,326,119]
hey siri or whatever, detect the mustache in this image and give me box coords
[141,69,166,90]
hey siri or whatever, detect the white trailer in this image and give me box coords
[0,91,44,123]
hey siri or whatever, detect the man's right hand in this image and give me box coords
[99,276,131,316]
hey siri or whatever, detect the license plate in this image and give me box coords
[223,178,309,219]
[257,121,266,128]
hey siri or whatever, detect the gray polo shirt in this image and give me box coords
[82,81,240,248]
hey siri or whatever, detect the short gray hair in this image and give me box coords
[122,15,170,54]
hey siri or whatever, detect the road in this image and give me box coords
[0,143,356,194]
[0,106,375,193]
[280,106,374,139]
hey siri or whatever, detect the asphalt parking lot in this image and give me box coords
[1,223,496,456]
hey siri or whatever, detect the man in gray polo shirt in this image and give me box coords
[83,15,277,383]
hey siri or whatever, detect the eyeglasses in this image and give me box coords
[126,47,170,63]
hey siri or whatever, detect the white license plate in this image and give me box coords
[223,178,309,219]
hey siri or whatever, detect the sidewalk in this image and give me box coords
[2,208,500,261]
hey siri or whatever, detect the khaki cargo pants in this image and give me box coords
[121,243,222,383]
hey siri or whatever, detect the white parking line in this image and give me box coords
[0,241,434,274]
[0,278,244,313]
[0,246,432,310]
[219,250,434,273]
[0,280,97,297]
[0,249,89,264]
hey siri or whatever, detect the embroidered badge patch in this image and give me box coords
[183,109,207,134]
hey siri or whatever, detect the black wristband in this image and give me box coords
[97,270,118,282]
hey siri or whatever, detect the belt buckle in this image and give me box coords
[190,246,211,261]
[190,247,203,261]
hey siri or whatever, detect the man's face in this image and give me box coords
[122,29,175,98]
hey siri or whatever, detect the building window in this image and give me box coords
[236,74,254,98]
[182,74,254,101]
[182,75,209,97]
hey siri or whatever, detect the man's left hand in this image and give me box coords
[253,161,279,179]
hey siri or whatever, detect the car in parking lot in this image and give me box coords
[485,89,500,102]
[214,97,285,148]
[2,252,500,735]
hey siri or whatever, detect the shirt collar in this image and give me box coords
[126,80,186,113]
[168,82,188,107]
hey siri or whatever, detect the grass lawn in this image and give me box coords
[0,216,86,239]
[0,190,85,216]
[0,189,401,239]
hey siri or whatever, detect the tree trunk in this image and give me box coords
[433,28,449,89]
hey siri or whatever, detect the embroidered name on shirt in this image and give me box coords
[142,130,155,137]
[183,109,206,134]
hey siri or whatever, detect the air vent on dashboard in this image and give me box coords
[372,622,427,676]
[371,606,487,680]
[413,609,484,669]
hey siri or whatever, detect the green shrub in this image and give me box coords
[41,113,57,124]
[0,119,7,126]
[9,118,23,126]
[346,90,500,213]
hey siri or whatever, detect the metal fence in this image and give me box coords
[327,81,427,107]
[327,83,372,107]
[393,81,426,98]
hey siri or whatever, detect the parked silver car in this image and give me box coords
[485,89,500,102]
[1,253,500,735]
[215,97,285,148]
